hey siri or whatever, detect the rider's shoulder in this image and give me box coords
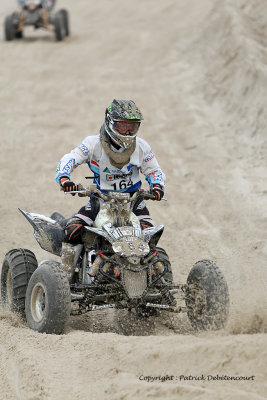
[136,137,152,151]
[81,134,101,147]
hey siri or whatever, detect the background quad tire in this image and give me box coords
[4,13,23,41]
[1,249,38,317]
[59,9,70,36]
[135,247,173,318]
[12,12,23,39]
[25,261,71,334]
[5,15,15,41]
[185,259,230,331]
[54,10,68,41]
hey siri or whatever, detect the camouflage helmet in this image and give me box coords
[105,99,143,149]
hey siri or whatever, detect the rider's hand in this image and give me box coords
[150,184,164,201]
[60,177,76,196]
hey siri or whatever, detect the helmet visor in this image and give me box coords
[114,121,140,136]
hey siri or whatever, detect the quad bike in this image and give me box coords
[1,183,230,334]
[4,1,69,42]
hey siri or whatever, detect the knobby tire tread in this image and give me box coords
[1,248,38,316]
[186,259,229,331]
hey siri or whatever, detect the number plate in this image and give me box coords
[112,236,149,258]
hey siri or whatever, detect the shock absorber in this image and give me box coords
[87,251,104,277]
[86,251,110,300]
[149,250,165,275]
[160,285,177,306]
[150,251,176,306]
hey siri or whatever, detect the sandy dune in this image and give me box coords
[0,0,266,399]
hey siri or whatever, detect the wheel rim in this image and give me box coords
[6,269,12,304]
[31,283,46,322]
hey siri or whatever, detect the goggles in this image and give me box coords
[114,121,140,136]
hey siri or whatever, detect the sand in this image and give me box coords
[0,0,266,399]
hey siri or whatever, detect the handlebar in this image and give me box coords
[64,184,167,202]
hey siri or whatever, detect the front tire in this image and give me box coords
[1,249,38,317]
[25,261,71,334]
[185,259,229,331]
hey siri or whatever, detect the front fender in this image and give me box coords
[84,226,112,243]
[143,225,164,247]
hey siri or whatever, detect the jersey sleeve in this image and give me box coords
[139,140,166,188]
[42,0,56,10]
[55,137,92,184]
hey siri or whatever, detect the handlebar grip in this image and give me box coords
[76,184,84,191]
[143,192,156,200]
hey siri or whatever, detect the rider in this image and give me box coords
[17,0,56,9]
[55,100,165,274]
[17,0,56,27]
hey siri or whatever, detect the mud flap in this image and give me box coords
[19,208,64,256]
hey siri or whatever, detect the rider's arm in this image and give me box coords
[41,0,56,10]
[55,136,95,184]
[139,139,166,188]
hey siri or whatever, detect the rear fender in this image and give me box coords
[19,208,64,256]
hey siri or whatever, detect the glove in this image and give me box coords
[60,177,76,195]
[151,184,164,201]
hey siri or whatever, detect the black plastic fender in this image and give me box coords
[19,208,64,256]
[143,225,164,247]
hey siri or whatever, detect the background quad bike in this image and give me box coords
[1,244,229,334]
[4,8,70,41]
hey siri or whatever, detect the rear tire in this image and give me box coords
[50,211,65,224]
[185,259,230,331]
[1,249,38,317]
[25,261,71,334]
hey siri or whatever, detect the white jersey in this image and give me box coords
[55,135,165,193]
